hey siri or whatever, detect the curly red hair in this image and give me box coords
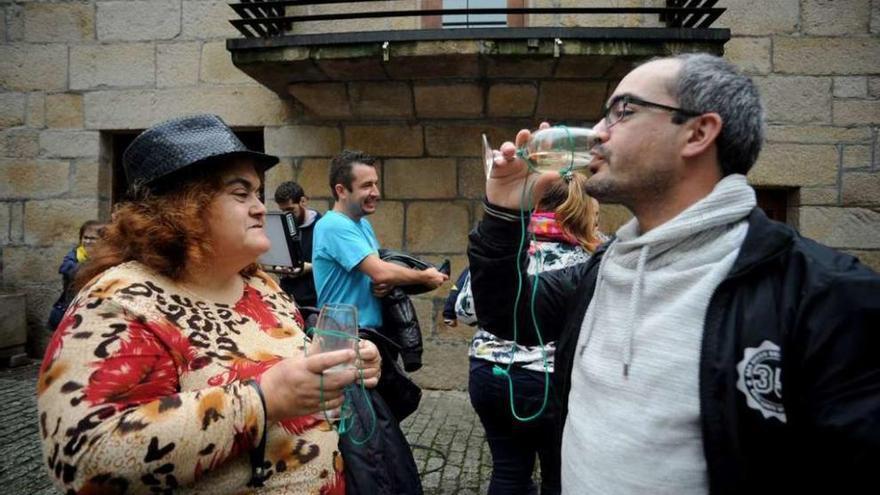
[75,164,259,291]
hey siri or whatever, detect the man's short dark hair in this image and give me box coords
[329,149,377,200]
[274,181,305,204]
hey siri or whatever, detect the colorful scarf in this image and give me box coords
[529,211,579,248]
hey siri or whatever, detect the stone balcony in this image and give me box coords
[226,3,730,121]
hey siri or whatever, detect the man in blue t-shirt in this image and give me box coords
[313,150,448,329]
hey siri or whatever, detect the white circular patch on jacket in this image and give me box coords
[736,340,786,423]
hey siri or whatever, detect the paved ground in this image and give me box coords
[0,362,55,495]
[0,361,495,494]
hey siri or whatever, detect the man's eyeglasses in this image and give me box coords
[601,95,702,128]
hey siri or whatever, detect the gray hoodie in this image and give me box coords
[561,174,757,494]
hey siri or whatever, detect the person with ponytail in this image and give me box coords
[455,172,603,495]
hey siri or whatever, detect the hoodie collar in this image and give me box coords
[611,174,757,264]
[300,208,319,228]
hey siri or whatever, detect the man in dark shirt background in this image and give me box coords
[273,181,322,308]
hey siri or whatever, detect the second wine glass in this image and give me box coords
[310,303,359,422]
[311,303,359,373]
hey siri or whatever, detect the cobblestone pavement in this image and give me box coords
[0,362,495,494]
[401,390,492,494]
[0,362,56,495]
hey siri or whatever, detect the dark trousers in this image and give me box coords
[468,358,562,495]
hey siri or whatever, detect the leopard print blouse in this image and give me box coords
[37,261,344,494]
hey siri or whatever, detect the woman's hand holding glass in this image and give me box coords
[355,339,381,388]
[259,340,381,424]
[260,349,359,423]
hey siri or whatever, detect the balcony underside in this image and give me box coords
[227,27,729,119]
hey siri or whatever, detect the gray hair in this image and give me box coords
[666,53,765,176]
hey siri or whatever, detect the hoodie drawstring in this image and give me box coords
[622,245,649,378]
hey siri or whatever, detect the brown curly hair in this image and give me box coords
[74,164,259,291]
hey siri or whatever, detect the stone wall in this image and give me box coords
[720,0,880,269]
[0,0,292,356]
[1,0,879,389]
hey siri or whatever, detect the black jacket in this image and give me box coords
[340,329,423,494]
[339,388,423,495]
[48,247,80,330]
[468,203,880,493]
[377,249,451,372]
[380,288,423,372]
[280,209,321,307]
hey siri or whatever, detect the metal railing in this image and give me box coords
[228,0,725,39]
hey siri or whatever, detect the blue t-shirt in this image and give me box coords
[313,210,383,328]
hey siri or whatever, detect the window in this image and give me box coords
[755,188,792,224]
[443,0,507,28]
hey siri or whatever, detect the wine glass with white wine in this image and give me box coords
[481,126,600,179]
[310,303,358,423]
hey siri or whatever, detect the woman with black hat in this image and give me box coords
[37,115,380,494]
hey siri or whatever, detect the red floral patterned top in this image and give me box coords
[37,261,345,494]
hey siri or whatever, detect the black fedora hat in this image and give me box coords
[123,114,279,189]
